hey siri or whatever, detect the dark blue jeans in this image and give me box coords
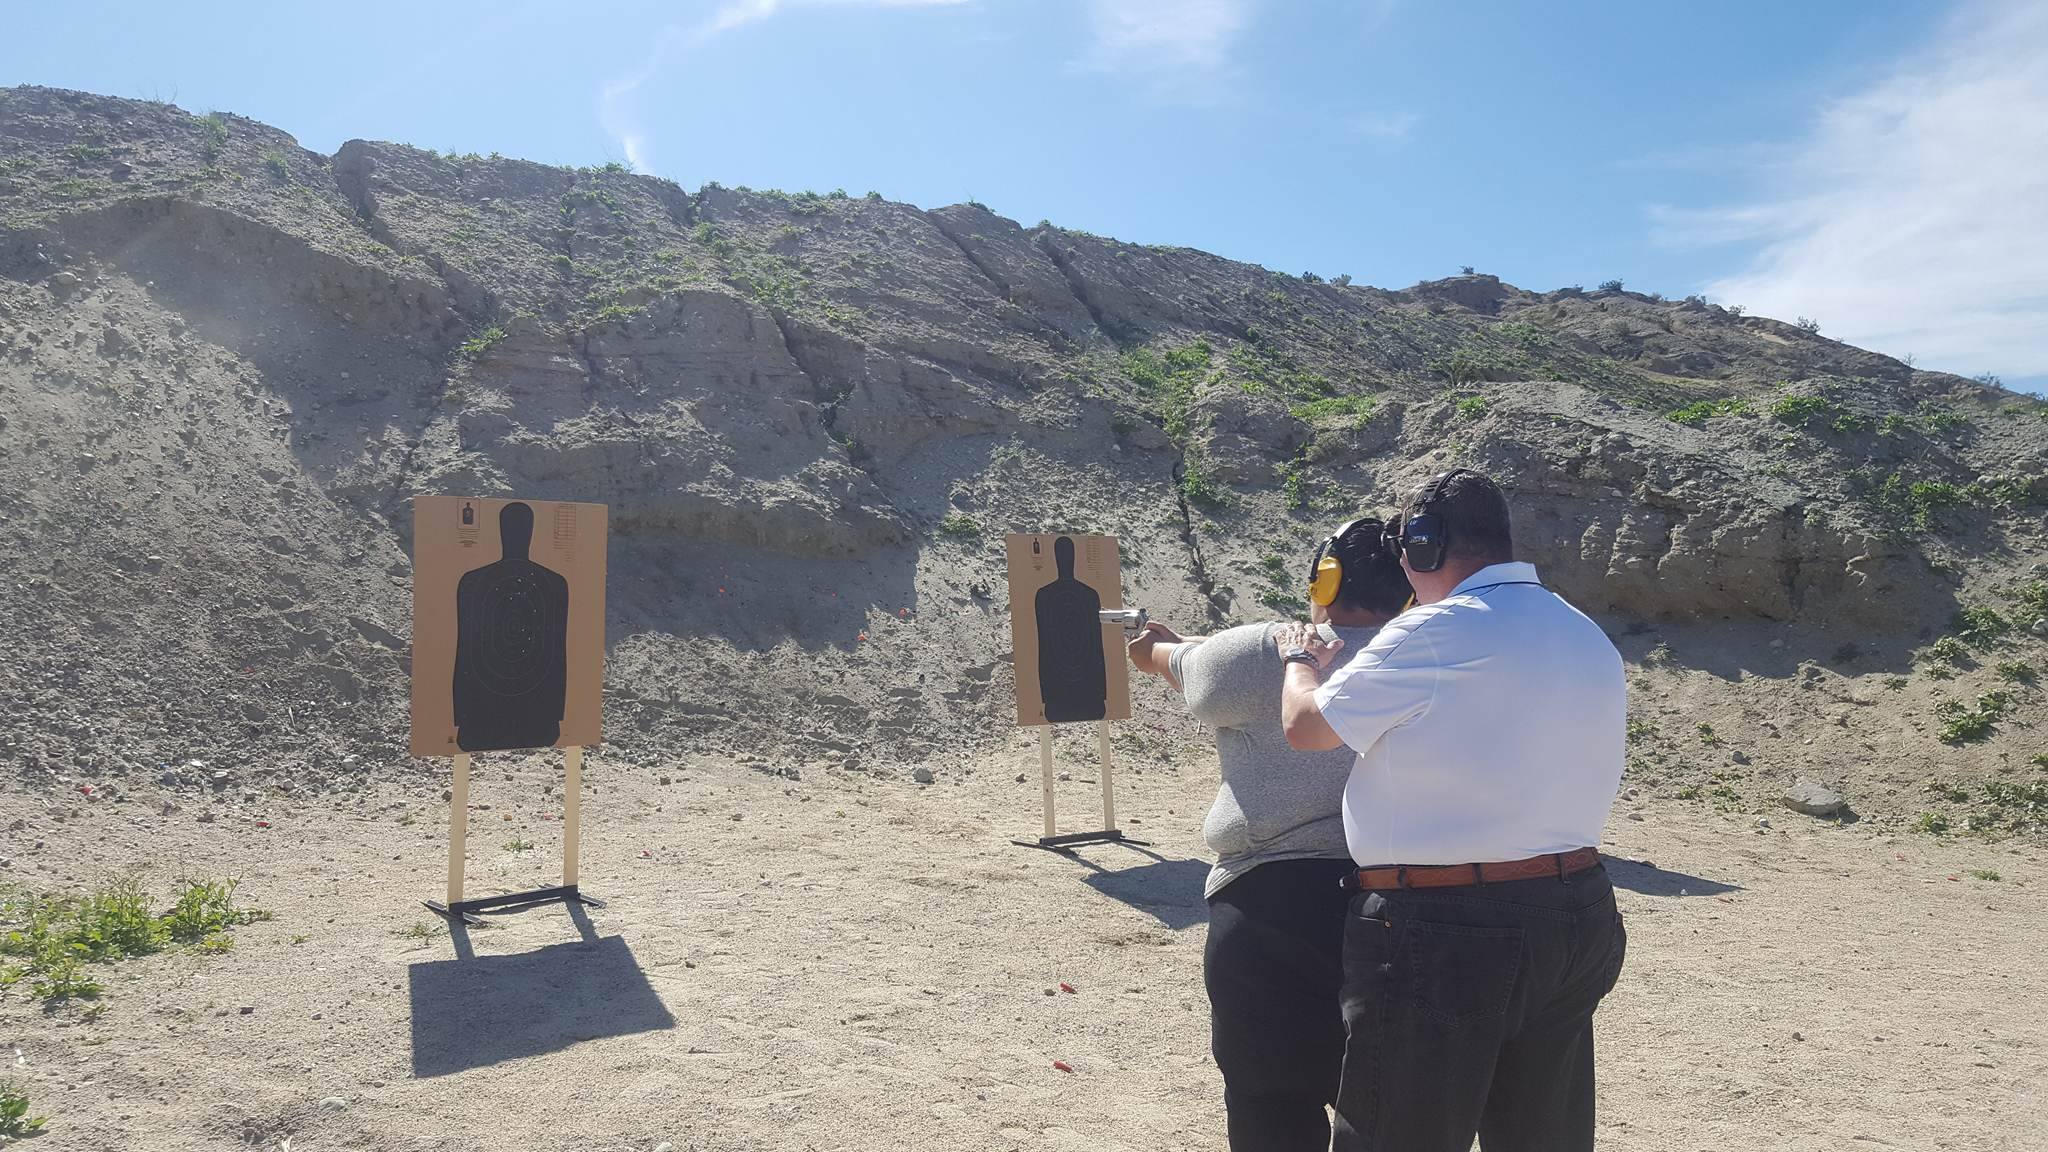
[1333,864,1626,1152]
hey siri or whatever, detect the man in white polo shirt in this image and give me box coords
[1276,468,1627,1152]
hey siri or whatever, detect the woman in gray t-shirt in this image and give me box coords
[1128,517,1411,1152]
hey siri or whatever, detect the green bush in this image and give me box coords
[1290,394,1378,423]
[261,149,292,181]
[1455,395,1490,419]
[1,1081,48,1141]
[1917,402,1970,433]
[1436,351,1484,387]
[1913,811,1950,834]
[1935,692,2007,744]
[1768,394,1832,425]
[1124,340,1212,444]
[1870,473,1979,530]
[160,878,269,943]
[936,514,980,540]
[1955,606,2011,645]
[456,326,506,361]
[1256,588,1308,615]
[3,876,266,1004]
[1665,397,1748,425]
[1994,661,2036,684]
[1277,462,1308,511]
[197,112,228,160]
[1978,780,2048,828]
[1179,456,1230,510]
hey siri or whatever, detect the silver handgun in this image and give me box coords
[1099,608,1149,636]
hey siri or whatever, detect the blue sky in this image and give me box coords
[5,0,2044,390]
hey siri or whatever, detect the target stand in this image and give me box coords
[1011,720,1149,854]
[426,745,606,926]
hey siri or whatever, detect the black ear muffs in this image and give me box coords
[1307,518,1365,606]
[1395,470,1467,573]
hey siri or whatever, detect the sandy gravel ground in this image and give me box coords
[2,741,2043,1152]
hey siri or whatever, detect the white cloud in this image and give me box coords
[1350,110,1418,140]
[600,0,970,172]
[1076,0,1253,99]
[1082,0,1251,72]
[1682,0,2048,380]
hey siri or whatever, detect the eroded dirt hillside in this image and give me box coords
[2,86,2044,834]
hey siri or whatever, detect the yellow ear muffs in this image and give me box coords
[1308,554,1344,607]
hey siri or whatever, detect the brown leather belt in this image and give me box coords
[1353,847,1601,891]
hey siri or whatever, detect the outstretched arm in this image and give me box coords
[1127,620,1191,692]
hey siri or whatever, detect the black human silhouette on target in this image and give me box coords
[453,502,569,752]
[1035,536,1107,723]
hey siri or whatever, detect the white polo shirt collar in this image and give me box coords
[1449,561,1542,595]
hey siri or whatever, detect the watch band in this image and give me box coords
[1283,650,1319,667]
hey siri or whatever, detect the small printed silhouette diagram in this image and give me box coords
[452,502,569,752]
[1034,535,1107,723]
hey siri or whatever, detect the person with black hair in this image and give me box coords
[1276,469,1628,1152]
[1128,517,1413,1152]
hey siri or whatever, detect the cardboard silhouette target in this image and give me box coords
[411,497,605,756]
[1007,533,1130,726]
[1006,533,1142,853]
[411,495,608,925]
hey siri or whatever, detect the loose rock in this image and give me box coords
[1781,778,1847,818]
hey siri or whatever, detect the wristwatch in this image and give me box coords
[1282,648,1319,668]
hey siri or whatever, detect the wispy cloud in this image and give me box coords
[600,0,970,173]
[1350,110,1418,141]
[1076,0,1253,98]
[1672,0,2048,380]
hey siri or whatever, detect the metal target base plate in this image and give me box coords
[425,885,606,926]
[1010,829,1151,853]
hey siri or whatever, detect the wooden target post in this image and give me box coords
[426,747,604,927]
[1012,718,1147,853]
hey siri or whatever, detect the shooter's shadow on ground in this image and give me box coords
[1605,856,1741,898]
[1071,848,1210,931]
[407,904,675,1077]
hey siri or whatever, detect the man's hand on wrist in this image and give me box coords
[1277,622,1344,672]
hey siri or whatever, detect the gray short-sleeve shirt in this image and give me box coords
[1169,621,1378,897]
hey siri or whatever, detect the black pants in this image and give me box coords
[1333,863,1627,1152]
[1205,857,1357,1152]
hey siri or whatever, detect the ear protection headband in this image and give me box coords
[1307,518,1368,607]
[1388,469,1469,573]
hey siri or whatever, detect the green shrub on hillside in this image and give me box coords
[457,327,506,361]
[1290,394,1377,423]
[1955,606,2012,645]
[1768,394,1833,425]
[1665,397,1748,425]
[1179,455,1230,510]
[1125,340,1213,443]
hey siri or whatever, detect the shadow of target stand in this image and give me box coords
[409,495,611,926]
